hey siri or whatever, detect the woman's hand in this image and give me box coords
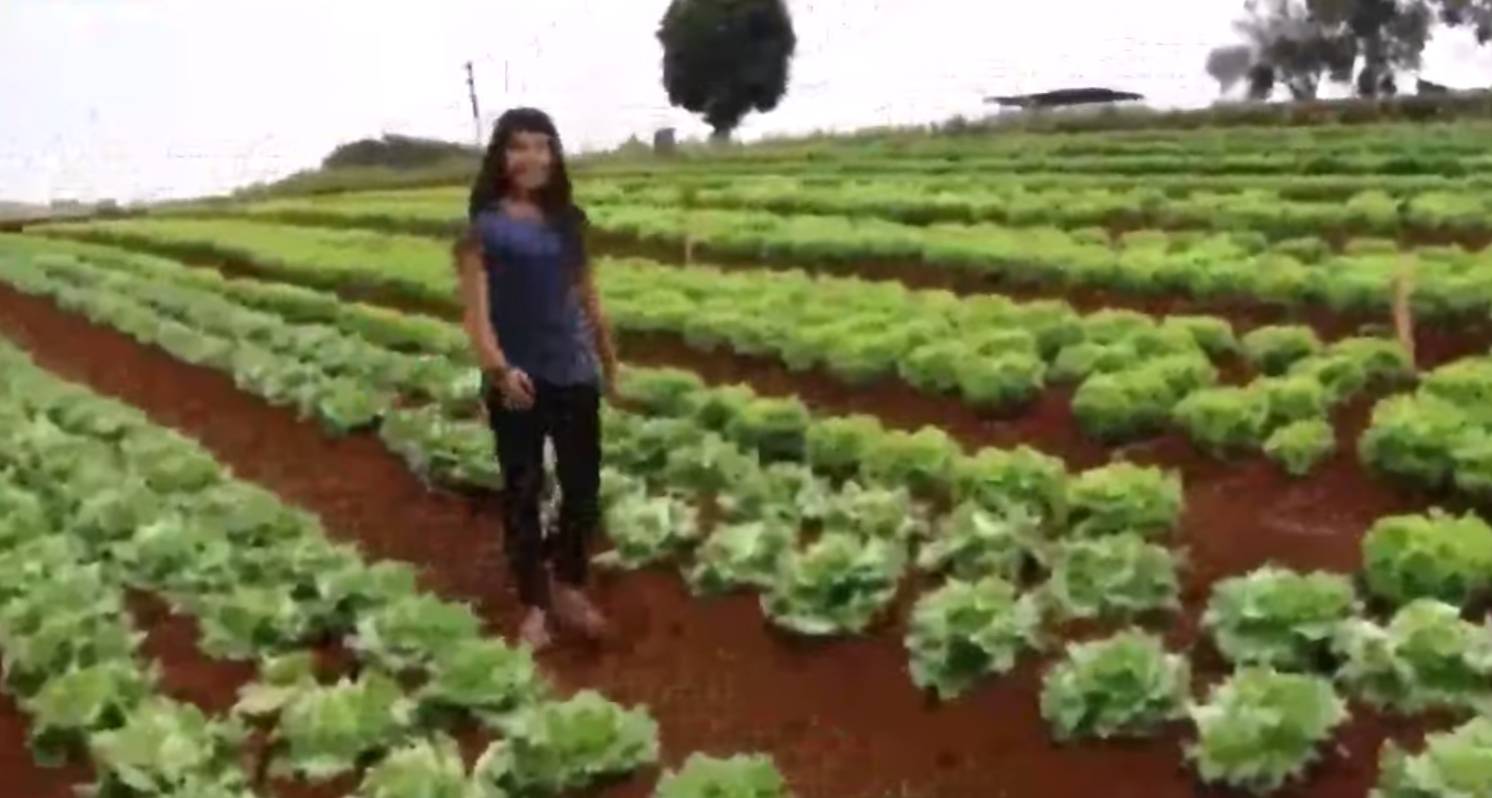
[490,367,536,411]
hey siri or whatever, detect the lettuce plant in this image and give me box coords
[1072,367,1176,441]
[1043,534,1181,619]
[905,577,1041,700]
[804,413,885,479]
[917,502,1043,581]
[951,445,1067,523]
[820,481,925,542]
[349,594,484,672]
[416,639,546,727]
[1040,629,1190,741]
[1362,509,1492,607]
[957,352,1045,410]
[1333,599,1492,714]
[1172,386,1270,456]
[1242,325,1323,375]
[595,492,701,570]
[686,519,797,596]
[862,426,958,494]
[762,533,906,636]
[1065,462,1182,540]
[265,672,416,781]
[1202,566,1359,669]
[1187,667,1347,795]
[1374,716,1492,798]
[87,697,251,797]
[1359,394,1471,489]
[353,735,470,798]
[654,753,791,798]
[1264,418,1336,476]
[471,691,659,795]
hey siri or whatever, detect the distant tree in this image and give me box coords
[1206,44,1256,94]
[657,0,797,142]
[321,134,478,170]
[1209,0,1488,100]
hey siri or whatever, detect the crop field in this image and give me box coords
[6,119,1492,797]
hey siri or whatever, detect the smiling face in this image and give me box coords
[504,129,555,195]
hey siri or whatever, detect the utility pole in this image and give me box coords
[465,61,482,148]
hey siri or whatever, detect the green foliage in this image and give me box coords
[762,533,906,636]
[1172,386,1270,456]
[1161,315,1239,356]
[1202,566,1359,669]
[1253,375,1329,430]
[349,594,484,672]
[686,519,796,595]
[266,672,416,781]
[1359,394,1471,489]
[1187,668,1347,795]
[917,502,1042,582]
[1374,717,1492,798]
[595,492,701,570]
[1264,418,1336,476]
[951,445,1068,522]
[654,753,791,798]
[820,481,925,542]
[1242,325,1323,375]
[1065,463,1182,539]
[804,413,884,478]
[88,697,251,796]
[1334,599,1492,714]
[1072,367,1178,441]
[1362,509,1492,607]
[1044,534,1181,619]
[1039,629,1190,741]
[862,426,958,494]
[472,691,659,795]
[957,351,1046,409]
[416,639,546,727]
[724,396,811,461]
[657,0,797,136]
[353,735,470,798]
[905,577,1042,700]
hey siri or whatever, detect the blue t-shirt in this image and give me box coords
[474,208,599,387]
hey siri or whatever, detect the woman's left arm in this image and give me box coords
[577,266,620,397]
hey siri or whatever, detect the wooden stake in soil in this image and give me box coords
[1392,258,1417,370]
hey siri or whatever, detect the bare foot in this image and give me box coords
[551,584,610,641]
[518,607,552,652]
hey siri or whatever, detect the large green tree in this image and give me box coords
[1208,0,1491,100]
[657,0,797,141]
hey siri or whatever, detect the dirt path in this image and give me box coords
[0,281,1454,797]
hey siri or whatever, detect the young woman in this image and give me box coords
[453,107,619,651]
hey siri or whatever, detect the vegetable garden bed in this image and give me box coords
[0,267,1473,797]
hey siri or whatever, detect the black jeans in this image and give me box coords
[485,379,602,609]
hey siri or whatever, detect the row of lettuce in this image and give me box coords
[20,222,1416,475]
[221,178,1492,241]
[583,148,1492,179]
[0,236,1193,650]
[579,170,1492,204]
[8,238,1492,795]
[124,192,1492,321]
[591,178,1492,239]
[0,337,800,798]
[652,121,1492,163]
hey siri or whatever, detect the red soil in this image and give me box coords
[0,281,1462,798]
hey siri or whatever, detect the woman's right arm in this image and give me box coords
[454,228,508,372]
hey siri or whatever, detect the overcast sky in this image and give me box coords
[3,0,1490,205]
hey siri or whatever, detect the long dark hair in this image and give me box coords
[467,107,588,272]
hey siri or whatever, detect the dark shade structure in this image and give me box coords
[985,87,1145,109]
